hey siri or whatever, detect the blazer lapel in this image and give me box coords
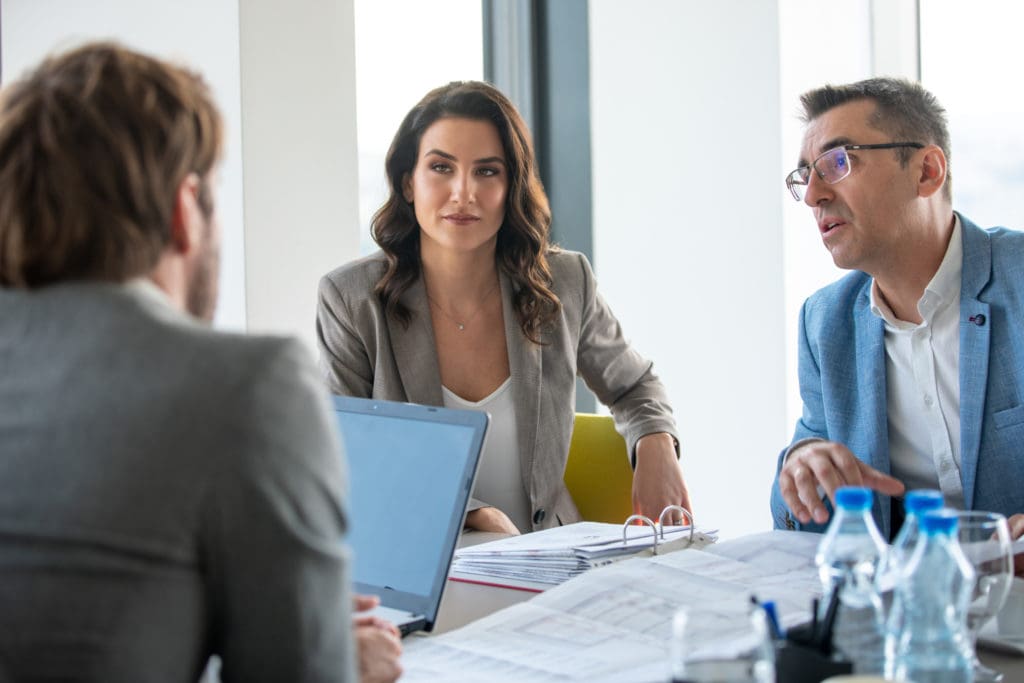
[854,286,892,535]
[502,272,542,490]
[387,277,444,406]
[958,217,992,510]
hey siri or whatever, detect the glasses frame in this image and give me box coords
[785,142,925,201]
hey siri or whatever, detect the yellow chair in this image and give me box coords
[563,413,634,523]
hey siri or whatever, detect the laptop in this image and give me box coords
[331,395,488,634]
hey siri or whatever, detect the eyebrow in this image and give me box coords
[797,136,854,167]
[423,149,506,165]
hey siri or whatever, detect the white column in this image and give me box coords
[589,0,787,539]
[238,0,360,351]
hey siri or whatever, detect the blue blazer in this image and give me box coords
[771,215,1024,538]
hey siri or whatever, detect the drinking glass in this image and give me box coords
[670,600,775,683]
[956,510,1013,683]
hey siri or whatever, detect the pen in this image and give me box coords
[749,594,784,639]
[817,580,844,654]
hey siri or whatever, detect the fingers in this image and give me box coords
[353,593,380,613]
[784,460,829,525]
[780,441,868,525]
[356,625,403,683]
[1006,513,1024,540]
[861,465,907,497]
[781,441,908,527]
[631,452,691,524]
[355,615,401,638]
[1007,514,1024,575]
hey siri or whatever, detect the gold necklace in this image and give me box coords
[426,279,500,331]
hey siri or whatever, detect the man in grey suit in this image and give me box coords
[0,43,400,682]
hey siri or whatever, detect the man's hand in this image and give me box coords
[632,432,692,523]
[353,595,402,683]
[779,440,905,525]
[465,506,521,535]
[1008,513,1024,576]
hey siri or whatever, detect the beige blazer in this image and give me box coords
[316,249,678,530]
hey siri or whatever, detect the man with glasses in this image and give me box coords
[771,78,1024,551]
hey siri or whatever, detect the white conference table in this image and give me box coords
[424,531,1024,680]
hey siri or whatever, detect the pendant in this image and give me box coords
[457,323,465,331]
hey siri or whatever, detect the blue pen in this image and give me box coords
[761,600,783,639]
[750,594,784,639]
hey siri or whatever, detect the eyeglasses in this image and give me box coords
[785,142,924,201]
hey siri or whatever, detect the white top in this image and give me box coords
[442,378,532,532]
[869,216,964,508]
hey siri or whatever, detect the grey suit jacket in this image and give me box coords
[0,281,355,683]
[317,249,678,530]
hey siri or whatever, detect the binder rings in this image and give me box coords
[449,505,717,592]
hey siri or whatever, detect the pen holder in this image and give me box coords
[774,639,853,683]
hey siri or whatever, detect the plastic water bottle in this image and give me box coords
[885,510,975,683]
[815,486,887,674]
[889,489,946,569]
[876,489,945,603]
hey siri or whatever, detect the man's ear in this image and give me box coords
[917,145,947,199]
[170,173,203,254]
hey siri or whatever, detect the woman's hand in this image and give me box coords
[465,506,521,535]
[632,432,692,523]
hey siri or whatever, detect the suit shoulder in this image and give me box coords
[985,224,1024,255]
[545,249,593,286]
[802,270,872,326]
[320,252,388,295]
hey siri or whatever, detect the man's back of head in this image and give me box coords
[0,43,356,683]
[0,42,221,293]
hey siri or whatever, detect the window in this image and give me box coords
[920,1,1024,231]
[353,0,484,254]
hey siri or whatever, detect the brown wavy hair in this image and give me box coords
[0,42,222,288]
[372,81,560,344]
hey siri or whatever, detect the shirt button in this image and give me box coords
[533,508,546,524]
[924,395,934,407]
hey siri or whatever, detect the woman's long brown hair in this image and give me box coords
[371,81,560,344]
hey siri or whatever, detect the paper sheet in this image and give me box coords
[403,531,822,682]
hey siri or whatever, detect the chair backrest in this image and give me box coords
[563,413,633,523]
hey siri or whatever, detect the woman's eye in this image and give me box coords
[476,167,500,177]
[430,163,451,173]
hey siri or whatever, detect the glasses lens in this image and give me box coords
[818,147,851,183]
[786,168,809,201]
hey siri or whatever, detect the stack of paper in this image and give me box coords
[450,521,719,591]
[407,531,824,683]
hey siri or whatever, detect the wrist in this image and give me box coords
[636,432,678,461]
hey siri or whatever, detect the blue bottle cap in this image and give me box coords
[921,510,958,536]
[835,486,872,510]
[904,489,944,515]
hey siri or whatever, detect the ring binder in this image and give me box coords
[451,509,717,590]
[621,506,699,556]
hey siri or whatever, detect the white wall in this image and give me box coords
[0,0,360,350]
[238,0,359,350]
[1,0,247,331]
[589,0,788,539]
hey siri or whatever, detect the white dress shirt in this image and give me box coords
[870,217,964,508]
[442,377,532,532]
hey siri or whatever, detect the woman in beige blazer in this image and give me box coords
[317,81,690,534]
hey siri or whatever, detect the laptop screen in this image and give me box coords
[332,396,487,624]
